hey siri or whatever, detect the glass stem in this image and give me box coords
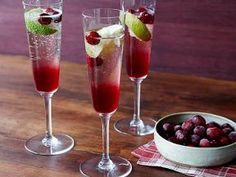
[131,79,144,127]
[98,113,114,170]
[41,93,56,147]
[44,93,53,138]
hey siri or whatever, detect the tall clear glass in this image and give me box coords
[22,0,74,155]
[80,8,132,177]
[114,0,157,136]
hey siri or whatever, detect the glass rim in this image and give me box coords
[82,8,123,19]
[22,0,63,6]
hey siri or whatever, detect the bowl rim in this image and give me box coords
[155,111,236,150]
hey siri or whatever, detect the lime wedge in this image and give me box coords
[85,24,124,58]
[24,8,57,35]
[125,12,151,41]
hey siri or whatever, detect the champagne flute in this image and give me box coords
[22,0,74,155]
[114,0,157,136]
[80,8,132,177]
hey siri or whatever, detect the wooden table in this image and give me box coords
[0,55,235,177]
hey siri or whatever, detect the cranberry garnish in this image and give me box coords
[86,31,101,45]
[206,121,220,128]
[127,9,135,14]
[175,130,188,144]
[138,11,154,24]
[191,134,201,146]
[45,7,55,13]
[87,57,103,68]
[136,7,147,13]
[221,123,234,130]
[219,136,231,146]
[222,127,233,135]
[38,13,52,25]
[174,124,182,132]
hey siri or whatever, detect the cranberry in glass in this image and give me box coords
[38,13,52,25]
[138,11,154,24]
[206,127,223,140]
[192,115,206,126]
[199,138,211,147]
[193,126,206,137]
[85,31,101,45]
[136,7,147,13]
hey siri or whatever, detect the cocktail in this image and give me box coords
[22,0,74,155]
[80,8,132,177]
[114,0,157,136]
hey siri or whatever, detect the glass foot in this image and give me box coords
[80,156,132,177]
[25,133,74,155]
[114,118,156,136]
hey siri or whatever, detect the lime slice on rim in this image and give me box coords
[125,12,151,41]
[85,24,124,58]
[24,8,57,35]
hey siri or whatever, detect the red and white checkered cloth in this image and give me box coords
[132,140,236,177]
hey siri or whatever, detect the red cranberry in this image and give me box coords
[136,7,147,13]
[45,7,55,13]
[210,139,220,147]
[181,120,194,132]
[127,9,135,14]
[219,136,231,146]
[206,127,223,140]
[206,121,220,128]
[192,115,206,126]
[199,138,211,147]
[162,123,174,134]
[222,127,233,135]
[174,124,182,132]
[228,131,236,143]
[138,11,154,24]
[191,134,201,146]
[38,13,52,25]
[221,123,234,131]
[193,126,206,137]
[175,130,188,143]
[86,31,101,45]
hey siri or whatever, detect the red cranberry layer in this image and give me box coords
[136,7,147,13]
[86,31,101,45]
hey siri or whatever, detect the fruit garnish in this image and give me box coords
[136,7,147,13]
[125,12,151,41]
[86,31,101,45]
[24,8,57,35]
[38,13,52,25]
[138,11,154,24]
[45,7,55,13]
[85,24,124,58]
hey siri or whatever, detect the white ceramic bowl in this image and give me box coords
[154,112,236,167]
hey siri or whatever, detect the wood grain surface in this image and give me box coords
[0,54,235,177]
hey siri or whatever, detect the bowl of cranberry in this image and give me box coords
[154,112,236,167]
